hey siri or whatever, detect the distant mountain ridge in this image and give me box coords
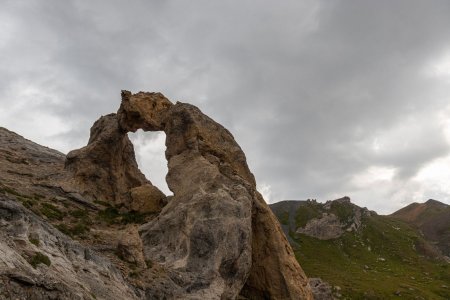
[391,199,450,257]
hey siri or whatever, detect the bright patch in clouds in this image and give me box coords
[426,50,450,79]
[351,166,395,188]
[414,155,450,201]
[0,82,71,151]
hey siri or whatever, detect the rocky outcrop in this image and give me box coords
[291,197,371,240]
[119,91,312,299]
[0,195,140,300]
[308,278,333,300]
[296,213,344,240]
[64,113,165,209]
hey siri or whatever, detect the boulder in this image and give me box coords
[309,278,333,300]
[296,213,344,240]
[117,225,146,266]
[130,184,166,213]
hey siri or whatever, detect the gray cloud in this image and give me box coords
[2,0,450,214]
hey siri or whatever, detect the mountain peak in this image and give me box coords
[425,199,447,206]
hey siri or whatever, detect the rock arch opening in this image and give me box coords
[127,129,171,196]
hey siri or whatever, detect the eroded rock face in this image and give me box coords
[296,197,370,240]
[296,213,344,240]
[115,91,312,299]
[0,195,140,300]
[64,113,164,209]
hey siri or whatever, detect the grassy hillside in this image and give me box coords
[271,200,450,299]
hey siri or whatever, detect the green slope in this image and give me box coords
[271,200,450,299]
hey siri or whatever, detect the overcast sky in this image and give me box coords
[2,1,450,214]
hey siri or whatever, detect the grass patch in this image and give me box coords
[56,223,89,237]
[279,211,290,225]
[28,236,40,247]
[40,203,66,220]
[121,211,147,224]
[70,209,89,220]
[97,207,120,224]
[33,193,44,200]
[29,252,51,268]
[97,207,149,225]
[0,186,22,197]
[18,196,37,209]
[128,270,139,278]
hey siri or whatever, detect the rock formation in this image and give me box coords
[0,195,140,300]
[289,197,371,240]
[64,113,165,211]
[296,213,345,240]
[0,91,313,299]
[308,278,333,300]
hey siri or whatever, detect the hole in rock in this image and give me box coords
[127,130,172,196]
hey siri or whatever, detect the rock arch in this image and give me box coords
[64,90,312,299]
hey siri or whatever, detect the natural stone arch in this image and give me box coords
[64,90,313,299]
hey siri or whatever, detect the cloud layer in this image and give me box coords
[2,0,450,214]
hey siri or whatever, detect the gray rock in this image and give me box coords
[0,195,141,300]
[309,278,333,300]
[296,213,345,240]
